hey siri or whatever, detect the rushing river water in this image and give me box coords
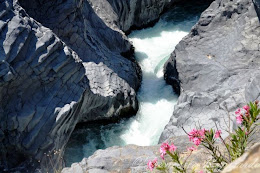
[64,3,210,166]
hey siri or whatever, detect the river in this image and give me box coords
[64,2,210,166]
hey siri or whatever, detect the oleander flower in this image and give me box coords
[188,129,205,146]
[147,158,157,171]
[187,146,197,152]
[236,114,243,124]
[160,142,170,159]
[169,144,177,152]
[199,128,206,136]
[243,105,250,112]
[159,142,177,159]
[193,137,201,146]
[235,108,241,115]
[214,130,222,138]
[160,142,169,154]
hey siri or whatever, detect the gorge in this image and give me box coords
[0,0,260,172]
[64,1,211,166]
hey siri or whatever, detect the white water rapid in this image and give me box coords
[64,4,208,166]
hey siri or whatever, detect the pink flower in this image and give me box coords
[198,171,203,173]
[169,144,177,152]
[160,142,170,159]
[215,130,222,138]
[160,153,165,160]
[199,129,206,137]
[243,105,250,112]
[188,129,196,140]
[187,146,197,152]
[235,108,241,115]
[236,114,243,124]
[160,142,169,154]
[147,158,157,171]
[159,142,177,159]
[193,137,201,146]
[188,129,205,146]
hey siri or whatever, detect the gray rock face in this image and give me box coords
[87,0,177,33]
[62,136,194,173]
[62,145,158,173]
[0,0,176,171]
[161,0,260,142]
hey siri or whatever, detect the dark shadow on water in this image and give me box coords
[162,0,213,23]
[135,51,149,62]
[64,119,131,166]
[129,0,213,39]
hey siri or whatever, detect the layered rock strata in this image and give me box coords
[0,0,179,171]
[63,0,260,172]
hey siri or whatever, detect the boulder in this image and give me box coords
[222,143,260,173]
[161,0,260,142]
[62,136,192,173]
[62,136,218,173]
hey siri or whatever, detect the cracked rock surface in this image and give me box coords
[0,0,177,171]
[87,0,177,33]
[61,136,193,173]
[0,0,179,171]
[60,0,260,172]
[161,0,260,142]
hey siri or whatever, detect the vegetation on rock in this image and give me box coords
[148,101,260,173]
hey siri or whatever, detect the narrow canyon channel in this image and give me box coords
[64,3,210,166]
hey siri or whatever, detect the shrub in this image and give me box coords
[147,101,260,173]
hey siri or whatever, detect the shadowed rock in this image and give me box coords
[0,0,179,171]
[253,0,260,20]
[0,0,141,171]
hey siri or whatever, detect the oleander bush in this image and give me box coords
[147,101,260,173]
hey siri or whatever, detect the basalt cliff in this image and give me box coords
[1,0,260,172]
[161,0,260,142]
[63,0,260,172]
[0,0,178,172]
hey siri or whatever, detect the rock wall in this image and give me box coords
[17,0,142,123]
[87,0,177,33]
[0,0,178,171]
[161,0,260,142]
[62,0,260,172]
[1,0,87,170]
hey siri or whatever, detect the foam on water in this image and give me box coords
[115,15,197,146]
[64,3,208,166]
